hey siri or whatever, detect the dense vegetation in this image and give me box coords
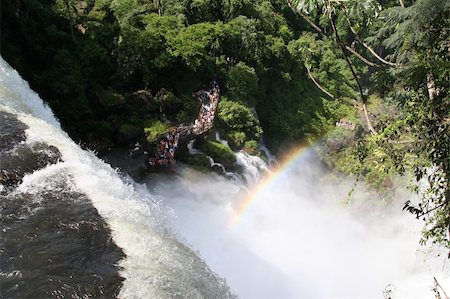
[0,0,328,152]
[1,0,448,249]
[289,0,449,250]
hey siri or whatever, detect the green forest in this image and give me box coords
[1,0,448,249]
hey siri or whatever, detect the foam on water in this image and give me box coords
[235,151,269,185]
[0,56,233,298]
[148,151,450,299]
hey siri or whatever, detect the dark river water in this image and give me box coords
[1,54,449,299]
[0,111,124,298]
[0,56,235,298]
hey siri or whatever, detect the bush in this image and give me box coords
[97,89,125,109]
[243,140,259,155]
[183,154,212,172]
[217,98,263,148]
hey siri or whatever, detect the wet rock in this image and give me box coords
[0,178,124,298]
[0,111,28,151]
[0,142,62,194]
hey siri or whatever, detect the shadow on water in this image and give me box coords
[0,111,124,298]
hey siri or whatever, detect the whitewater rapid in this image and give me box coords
[146,150,450,299]
[2,54,449,299]
[0,56,234,298]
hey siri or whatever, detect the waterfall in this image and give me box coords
[259,141,276,166]
[213,132,270,185]
[187,140,241,183]
[0,57,235,298]
[145,150,450,299]
[3,55,449,299]
[235,151,269,185]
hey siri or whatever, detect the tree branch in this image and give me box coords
[342,6,398,67]
[305,66,335,99]
[362,102,376,134]
[329,11,376,134]
[418,203,446,218]
[296,10,378,67]
[434,277,450,299]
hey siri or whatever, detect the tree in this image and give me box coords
[218,98,263,148]
[167,22,223,69]
[374,0,450,249]
[291,0,450,249]
[289,0,380,134]
[226,62,258,106]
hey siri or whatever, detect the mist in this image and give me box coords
[143,149,449,299]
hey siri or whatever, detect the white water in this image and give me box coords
[3,55,449,299]
[235,151,269,185]
[260,141,276,166]
[0,57,233,298]
[149,150,450,299]
[187,139,240,182]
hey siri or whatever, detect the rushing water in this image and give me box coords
[1,55,449,299]
[0,57,234,298]
[145,154,450,299]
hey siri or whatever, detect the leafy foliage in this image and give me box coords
[2,0,447,249]
[144,120,170,142]
[217,98,263,148]
[288,0,450,249]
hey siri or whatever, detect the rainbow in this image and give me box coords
[228,143,313,228]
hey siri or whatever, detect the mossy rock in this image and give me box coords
[127,90,159,112]
[243,140,259,155]
[183,154,211,172]
[144,120,170,143]
[205,141,236,169]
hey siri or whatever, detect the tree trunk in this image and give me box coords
[329,12,376,134]
[399,0,405,8]
[427,72,442,119]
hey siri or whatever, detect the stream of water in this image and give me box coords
[0,56,234,298]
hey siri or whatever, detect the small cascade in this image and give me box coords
[206,156,241,182]
[260,141,277,166]
[187,140,203,155]
[187,140,241,183]
[215,131,230,147]
[0,56,235,299]
[215,131,273,185]
[235,151,270,185]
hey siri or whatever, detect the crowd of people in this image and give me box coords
[148,128,181,167]
[148,81,220,168]
[192,80,220,135]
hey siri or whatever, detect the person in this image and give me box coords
[149,158,156,166]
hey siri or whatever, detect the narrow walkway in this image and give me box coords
[148,81,220,167]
